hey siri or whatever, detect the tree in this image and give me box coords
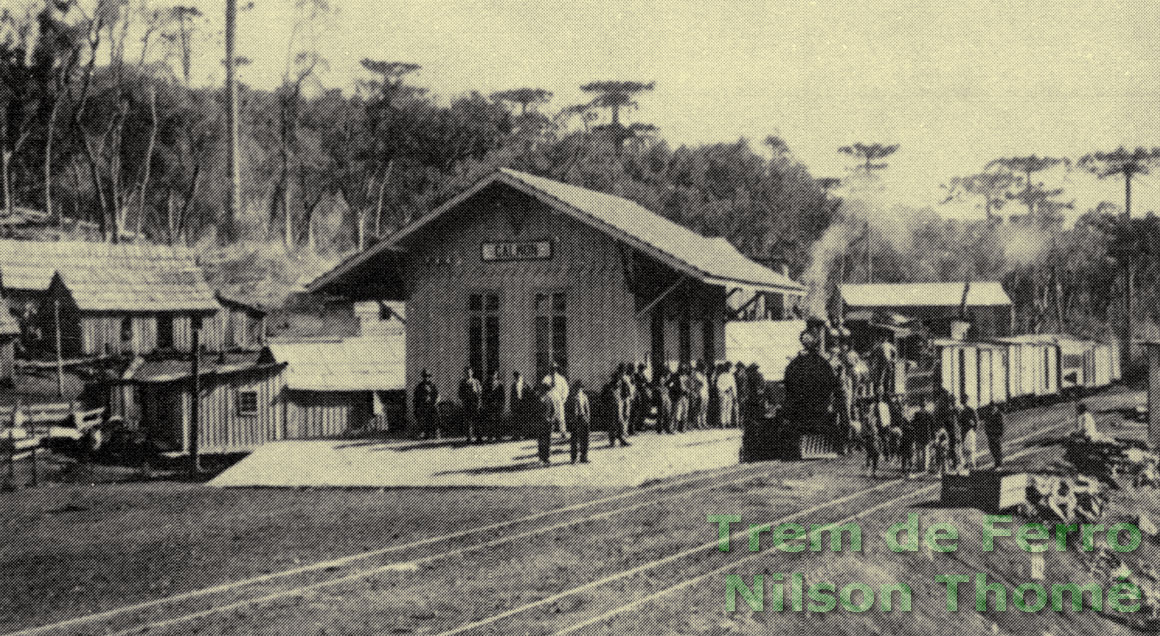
[838,142,899,172]
[579,80,656,155]
[942,171,1018,221]
[1078,147,1160,369]
[359,59,423,232]
[837,141,899,282]
[984,155,1070,218]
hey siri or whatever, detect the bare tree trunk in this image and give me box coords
[134,87,158,237]
[375,159,393,232]
[44,99,62,226]
[1,149,11,216]
[225,0,242,243]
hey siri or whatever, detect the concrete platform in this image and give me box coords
[208,429,742,488]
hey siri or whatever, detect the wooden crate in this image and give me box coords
[942,471,1028,512]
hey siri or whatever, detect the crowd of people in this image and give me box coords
[410,359,771,465]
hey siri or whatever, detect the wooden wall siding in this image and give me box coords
[402,191,663,408]
[284,391,370,439]
[174,314,225,352]
[178,368,285,454]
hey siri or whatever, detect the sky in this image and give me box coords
[179,0,1160,220]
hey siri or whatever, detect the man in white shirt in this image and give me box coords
[542,363,569,435]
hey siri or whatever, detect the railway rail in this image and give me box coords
[3,390,1132,636]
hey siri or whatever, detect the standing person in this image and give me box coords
[609,369,631,447]
[863,405,881,478]
[482,369,505,442]
[669,364,690,433]
[912,397,935,474]
[692,361,710,430]
[745,364,767,425]
[959,396,978,471]
[934,387,957,470]
[983,403,1006,468]
[510,371,532,439]
[898,398,915,476]
[413,369,440,440]
[870,336,898,397]
[655,369,674,434]
[732,363,747,428]
[716,362,735,428]
[458,366,483,443]
[566,381,591,463]
[630,364,648,435]
[542,363,570,437]
[536,384,555,464]
[875,397,894,463]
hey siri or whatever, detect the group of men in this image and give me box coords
[411,358,770,466]
[856,387,1007,478]
[791,320,1010,477]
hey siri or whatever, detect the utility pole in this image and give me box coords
[190,328,201,474]
[54,300,63,398]
[224,0,241,241]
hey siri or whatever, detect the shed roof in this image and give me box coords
[123,351,279,384]
[841,282,1011,308]
[0,239,220,312]
[267,335,404,392]
[308,169,805,295]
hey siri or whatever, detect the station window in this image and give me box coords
[535,292,567,380]
[469,293,500,378]
[237,390,258,416]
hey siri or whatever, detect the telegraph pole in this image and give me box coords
[224,0,241,240]
[190,328,201,474]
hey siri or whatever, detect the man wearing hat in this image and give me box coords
[413,369,440,440]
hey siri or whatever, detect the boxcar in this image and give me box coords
[934,339,1009,409]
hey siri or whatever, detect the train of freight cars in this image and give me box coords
[742,322,1121,461]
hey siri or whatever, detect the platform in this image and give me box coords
[208,429,743,488]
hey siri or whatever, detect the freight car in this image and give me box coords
[742,323,1121,462]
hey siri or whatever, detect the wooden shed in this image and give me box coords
[118,335,406,454]
[841,282,1014,338]
[0,239,223,357]
[118,351,286,454]
[267,337,406,436]
[307,169,805,428]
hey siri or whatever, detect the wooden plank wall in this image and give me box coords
[284,391,370,439]
[179,368,285,454]
[401,185,730,421]
[403,189,653,409]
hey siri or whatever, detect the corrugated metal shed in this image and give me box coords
[309,169,806,295]
[841,282,1011,308]
[267,336,404,391]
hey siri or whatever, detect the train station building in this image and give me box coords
[308,169,805,419]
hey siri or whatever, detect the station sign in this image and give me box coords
[481,240,553,262]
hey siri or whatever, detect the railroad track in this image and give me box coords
[5,391,1129,636]
[8,453,779,636]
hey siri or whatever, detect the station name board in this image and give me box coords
[481,240,553,262]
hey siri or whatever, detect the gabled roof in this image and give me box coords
[841,282,1011,308]
[308,169,805,295]
[0,239,220,312]
[267,335,404,391]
